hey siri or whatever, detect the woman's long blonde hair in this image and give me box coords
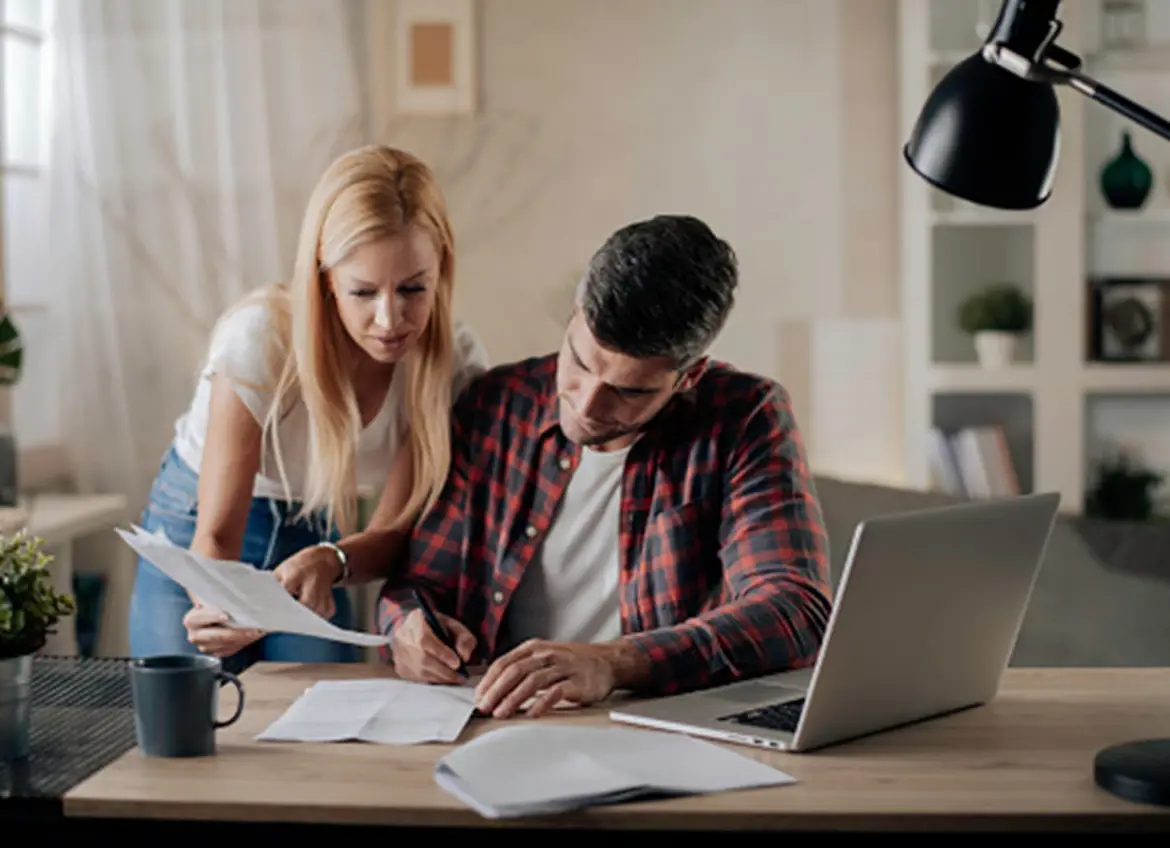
[227,145,456,537]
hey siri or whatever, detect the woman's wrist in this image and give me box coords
[315,541,350,584]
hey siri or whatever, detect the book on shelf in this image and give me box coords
[928,425,1020,498]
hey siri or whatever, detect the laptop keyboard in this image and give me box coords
[720,698,805,733]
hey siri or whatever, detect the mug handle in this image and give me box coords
[213,670,245,729]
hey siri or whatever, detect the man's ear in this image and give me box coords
[676,357,708,392]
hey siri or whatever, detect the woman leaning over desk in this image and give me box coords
[127,144,488,671]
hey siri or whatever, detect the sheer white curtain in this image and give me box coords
[46,0,365,505]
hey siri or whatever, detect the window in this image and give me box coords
[1,0,62,470]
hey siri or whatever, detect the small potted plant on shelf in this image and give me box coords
[957,283,1033,369]
[0,531,75,761]
[1086,450,1165,521]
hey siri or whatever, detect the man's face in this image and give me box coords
[554,309,703,451]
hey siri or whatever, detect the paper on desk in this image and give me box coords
[115,525,392,647]
[256,679,477,744]
[434,724,796,819]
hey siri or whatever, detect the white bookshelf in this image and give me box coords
[900,0,1170,514]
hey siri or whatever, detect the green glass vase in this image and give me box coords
[1100,129,1153,210]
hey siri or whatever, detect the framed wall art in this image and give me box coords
[394,0,477,116]
[1088,276,1170,362]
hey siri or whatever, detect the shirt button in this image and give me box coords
[559,457,571,471]
[525,524,538,539]
[492,590,504,604]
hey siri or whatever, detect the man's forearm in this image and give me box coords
[599,637,656,690]
[376,583,421,636]
[620,582,832,695]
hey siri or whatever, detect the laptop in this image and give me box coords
[609,491,1061,753]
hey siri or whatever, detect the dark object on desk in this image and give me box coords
[904,0,1170,211]
[1,656,136,804]
[1095,739,1170,807]
[128,655,245,758]
[411,588,469,679]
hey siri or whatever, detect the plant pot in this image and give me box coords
[974,331,1018,368]
[0,653,32,761]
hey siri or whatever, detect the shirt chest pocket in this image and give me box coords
[635,501,721,622]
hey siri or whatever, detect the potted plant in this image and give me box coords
[957,284,1033,369]
[0,531,75,760]
[1086,450,1165,521]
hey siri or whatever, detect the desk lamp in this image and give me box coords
[904,0,1170,210]
[903,0,1170,807]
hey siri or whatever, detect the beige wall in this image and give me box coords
[366,0,904,486]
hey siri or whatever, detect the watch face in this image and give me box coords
[1105,297,1154,348]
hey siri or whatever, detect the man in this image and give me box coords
[376,214,833,719]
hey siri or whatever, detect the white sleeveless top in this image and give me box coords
[171,302,489,501]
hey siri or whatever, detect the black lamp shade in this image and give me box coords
[903,52,1061,210]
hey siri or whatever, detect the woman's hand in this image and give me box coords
[273,544,342,620]
[183,604,264,658]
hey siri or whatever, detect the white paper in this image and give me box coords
[434,724,796,818]
[115,525,392,647]
[256,679,477,745]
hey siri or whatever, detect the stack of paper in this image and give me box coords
[434,724,796,818]
[257,679,478,745]
[115,525,391,647]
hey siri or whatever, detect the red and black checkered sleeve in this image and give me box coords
[624,383,833,693]
[375,385,479,647]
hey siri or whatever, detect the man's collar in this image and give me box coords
[535,368,699,440]
[537,384,562,436]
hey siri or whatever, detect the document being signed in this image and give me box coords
[257,679,478,745]
[115,525,391,647]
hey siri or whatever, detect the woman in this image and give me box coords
[127,145,488,671]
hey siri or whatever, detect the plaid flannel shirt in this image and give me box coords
[376,353,833,695]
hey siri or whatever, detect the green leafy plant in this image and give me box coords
[957,284,1033,334]
[1086,451,1165,521]
[0,307,22,387]
[0,531,75,659]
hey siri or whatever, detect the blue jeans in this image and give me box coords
[127,446,362,675]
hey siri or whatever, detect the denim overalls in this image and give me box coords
[127,445,362,674]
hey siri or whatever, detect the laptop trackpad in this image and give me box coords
[715,682,805,705]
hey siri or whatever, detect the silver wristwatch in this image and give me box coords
[317,541,350,584]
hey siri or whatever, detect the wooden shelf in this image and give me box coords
[1088,208,1170,226]
[930,209,1036,227]
[1082,364,1170,394]
[927,364,1036,394]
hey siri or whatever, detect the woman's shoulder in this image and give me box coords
[204,290,286,384]
[211,295,277,346]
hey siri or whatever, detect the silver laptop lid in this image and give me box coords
[791,492,1061,750]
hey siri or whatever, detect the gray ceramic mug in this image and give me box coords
[128,655,245,757]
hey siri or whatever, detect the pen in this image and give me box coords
[411,588,469,679]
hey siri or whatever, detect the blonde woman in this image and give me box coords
[127,145,488,670]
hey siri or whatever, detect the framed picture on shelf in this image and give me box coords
[1088,277,1170,362]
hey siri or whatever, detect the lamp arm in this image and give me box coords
[983,41,1170,143]
[1065,74,1170,142]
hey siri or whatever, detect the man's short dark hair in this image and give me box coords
[579,214,738,367]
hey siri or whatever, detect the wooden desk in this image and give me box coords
[63,664,1170,832]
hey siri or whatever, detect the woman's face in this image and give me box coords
[327,224,440,366]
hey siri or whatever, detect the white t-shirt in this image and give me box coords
[504,444,629,648]
[171,301,489,502]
